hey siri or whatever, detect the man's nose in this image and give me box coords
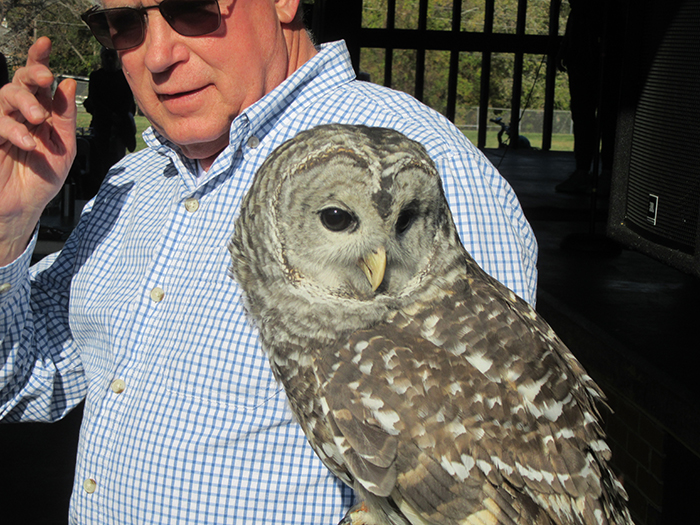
[141,12,189,74]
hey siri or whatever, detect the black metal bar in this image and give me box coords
[384,49,394,87]
[451,0,462,34]
[510,0,528,147]
[385,0,396,87]
[387,0,396,28]
[415,0,429,101]
[478,0,495,149]
[446,0,463,122]
[542,0,563,151]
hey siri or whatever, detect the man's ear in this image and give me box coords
[275,0,301,24]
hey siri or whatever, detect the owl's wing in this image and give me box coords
[315,313,622,525]
[317,330,515,524]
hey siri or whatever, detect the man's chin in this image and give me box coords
[151,121,230,162]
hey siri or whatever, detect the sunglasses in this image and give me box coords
[81,0,222,51]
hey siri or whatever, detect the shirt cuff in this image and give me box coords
[0,226,38,300]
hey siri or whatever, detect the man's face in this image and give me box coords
[111,0,294,164]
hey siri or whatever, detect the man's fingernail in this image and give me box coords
[30,106,46,120]
[37,70,54,84]
[22,135,36,148]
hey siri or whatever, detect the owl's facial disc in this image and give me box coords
[272,141,449,302]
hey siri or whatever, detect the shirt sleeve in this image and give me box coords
[434,146,538,306]
[0,227,87,423]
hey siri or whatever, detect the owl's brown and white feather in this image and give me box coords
[229,124,633,525]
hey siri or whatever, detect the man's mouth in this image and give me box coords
[159,86,206,101]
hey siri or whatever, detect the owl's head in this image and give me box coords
[230,124,465,338]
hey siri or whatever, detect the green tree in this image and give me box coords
[1,0,99,78]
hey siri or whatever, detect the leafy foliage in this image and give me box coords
[1,0,100,77]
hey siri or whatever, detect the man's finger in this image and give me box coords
[52,78,78,138]
[25,36,52,69]
[0,82,50,123]
[18,37,55,110]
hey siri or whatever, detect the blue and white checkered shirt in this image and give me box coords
[0,41,537,524]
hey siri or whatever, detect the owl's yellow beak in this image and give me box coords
[358,246,387,291]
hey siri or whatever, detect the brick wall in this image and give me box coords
[603,388,665,525]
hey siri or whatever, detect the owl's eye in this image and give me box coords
[320,208,356,232]
[396,208,417,235]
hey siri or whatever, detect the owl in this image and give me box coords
[229,124,633,525]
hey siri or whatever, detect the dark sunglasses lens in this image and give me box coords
[83,0,220,50]
[162,0,221,37]
[85,9,145,50]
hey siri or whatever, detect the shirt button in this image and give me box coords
[150,287,165,302]
[0,283,10,294]
[83,479,97,494]
[247,136,260,149]
[184,198,199,212]
[111,379,126,394]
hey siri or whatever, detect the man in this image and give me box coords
[0,1,537,522]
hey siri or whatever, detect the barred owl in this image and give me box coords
[229,124,633,525]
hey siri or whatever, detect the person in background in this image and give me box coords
[83,47,136,198]
[556,0,622,195]
[0,1,537,522]
[0,52,9,87]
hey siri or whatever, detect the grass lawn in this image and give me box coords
[77,111,575,153]
[463,130,574,151]
[77,111,151,152]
